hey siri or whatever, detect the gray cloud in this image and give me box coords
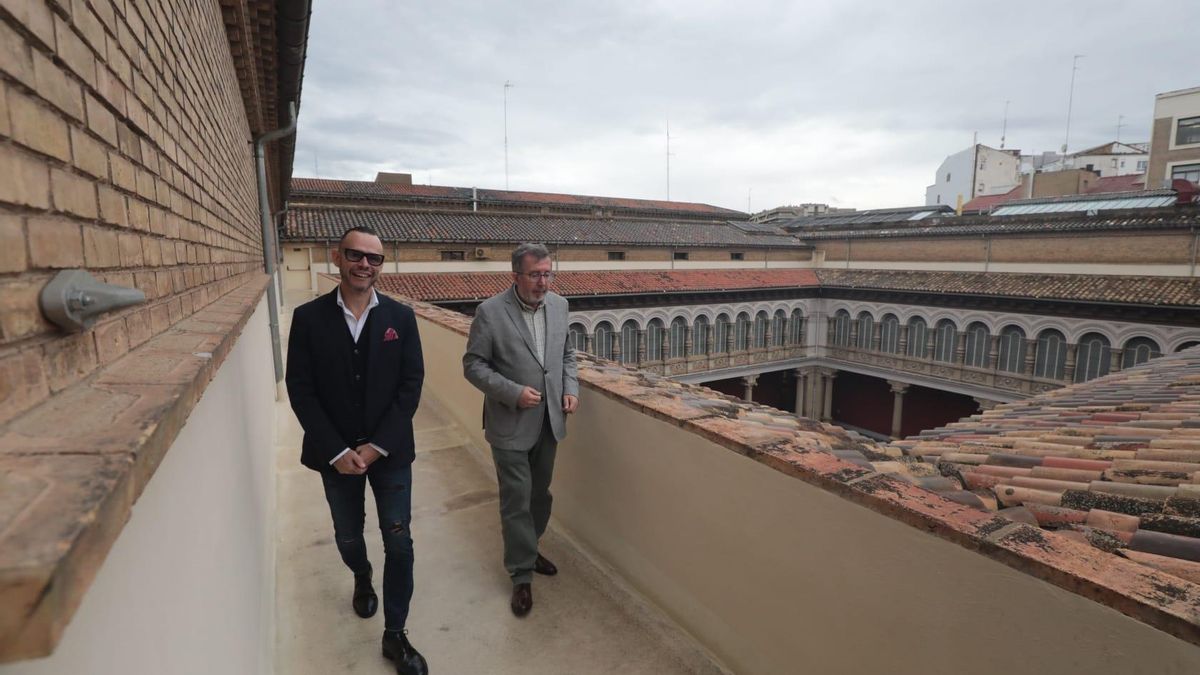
[295,0,1196,209]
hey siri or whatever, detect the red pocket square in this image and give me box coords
[383,327,399,342]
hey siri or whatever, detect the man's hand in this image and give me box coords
[333,450,367,475]
[562,394,579,414]
[517,386,543,409]
[357,444,382,467]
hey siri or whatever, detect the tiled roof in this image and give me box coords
[283,208,800,248]
[289,178,745,217]
[962,185,1024,212]
[815,269,1200,307]
[796,206,1200,240]
[884,347,1200,579]
[1088,173,1146,193]
[376,269,821,302]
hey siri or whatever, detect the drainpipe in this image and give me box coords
[254,101,297,394]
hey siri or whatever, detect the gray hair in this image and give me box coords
[511,243,551,272]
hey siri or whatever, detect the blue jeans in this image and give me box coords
[321,458,414,631]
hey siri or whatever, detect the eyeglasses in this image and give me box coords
[342,248,385,266]
[519,272,555,282]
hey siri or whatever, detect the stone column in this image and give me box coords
[1108,345,1123,373]
[585,333,594,354]
[898,324,909,356]
[1023,338,1037,376]
[888,381,909,438]
[636,329,647,365]
[988,334,1001,370]
[806,367,821,418]
[1063,343,1078,382]
[793,368,806,416]
[742,374,758,402]
[955,331,967,365]
[849,320,859,349]
[611,332,622,362]
[822,369,837,421]
[684,325,694,359]
[725,321,736,354]
[826,318,836,347]
[660,329,670,361]
[924,330,936,360]
[872,322,882,351]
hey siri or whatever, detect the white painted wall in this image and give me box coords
[2,299,277,675]
[925,145,974,207]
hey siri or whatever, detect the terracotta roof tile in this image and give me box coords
[283,208,798,248]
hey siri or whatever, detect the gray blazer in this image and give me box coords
[463,286,579,451]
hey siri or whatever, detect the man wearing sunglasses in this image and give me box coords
[286,226,428,675]
[463,243,579,617]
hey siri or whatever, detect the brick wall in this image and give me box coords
[0,0,265,425]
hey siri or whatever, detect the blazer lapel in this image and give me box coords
[322,291,355,384]
[502,287,540,363]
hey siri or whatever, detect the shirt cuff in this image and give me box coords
[329,447,352,465]
[369,443,388,457]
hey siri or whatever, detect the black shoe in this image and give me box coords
[353,567,378,619]
[534,553,558,576]
[510,582,532,617]
[382,629,429,675]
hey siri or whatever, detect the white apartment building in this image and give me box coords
[925,144,1021,207]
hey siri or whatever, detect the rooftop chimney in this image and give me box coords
[375,172,413,186]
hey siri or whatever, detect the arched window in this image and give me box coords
[833,310,852,347]
[964,322,990,368]
[997,325,1026,373]
[669,317,688,359]
[1122,337,1161,368]
[906,317,928,358]
[619,320,639,365]
[856,312,874,349]
[647,319,665,360]
[773,310,788,346]
[714,313,730,353]
[692,316,709,356]
[1035,329,1067,379]
[753,311,768,348]
[735,312,751,350]
[789,309,804,345]
[933,319,957,362]
[1074,332,1111,383]
[880,314,900,354]
[593,322,614,360]
[568,323,587,353]
[1176,341,1200,353]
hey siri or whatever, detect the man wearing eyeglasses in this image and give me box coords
[463,242,579,617]
[286,226,428,675]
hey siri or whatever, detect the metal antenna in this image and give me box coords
[504,80,514,190]
[747,187,752,213]
[666,119,675,201]
[1062,55,1084,159]
[1116,114,1125,143]
[1000,100,1010,149]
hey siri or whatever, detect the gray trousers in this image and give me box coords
[491,414,557,585]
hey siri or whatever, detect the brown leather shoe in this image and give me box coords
[510,583,532,617]
[534,553,558,576]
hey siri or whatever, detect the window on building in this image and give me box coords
[735,312,752,350]
[1171,163,1200,185]
[568,323,587,353]
[933,320,957,362]
[1176,341,1200,353]
[773,310,788,347]
[1177,116,1200,146]
[832,310,852,347]
[714,314,730,353]
[945,172,951,182]
[673,251,689,260]
[669,317,688,359]
[730,252,745,261]
[997,326,1026,373]
[440,250,465,261]
[593,322,614,360]
[607,251,626,261]
[856,312,873,349]
[964,323,990,368]
[752,312,768,348]
[1137,160,1148,171]
[647,319,665,360]
[789,309,804,346]
[1122,337,1161,369]
[880,314,900,353]
[906,317,928,358]
[692,316,709,356]
[619,320,639,365]
[1034,329,1067,379]
[1074,332,1112,383]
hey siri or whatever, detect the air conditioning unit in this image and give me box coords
[472,247,487,259]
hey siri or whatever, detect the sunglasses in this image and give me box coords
[342,248,385,266]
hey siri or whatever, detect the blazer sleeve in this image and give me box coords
[370,305,425,451]
[285,306,345,464]
[561,299,579,397]
[462,304,524,408]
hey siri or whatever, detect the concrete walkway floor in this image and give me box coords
[273,351,728,673]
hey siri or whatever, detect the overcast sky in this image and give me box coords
[293,0,1196,212]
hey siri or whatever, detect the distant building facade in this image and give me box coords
[1146,86,1200,188]
[925,144,1021,207]
[1041,142,1148,177]
[750,203,853,224]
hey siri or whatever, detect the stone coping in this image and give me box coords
[0,275,270,662]
[404,296,1200,648]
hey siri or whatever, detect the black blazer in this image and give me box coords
[286,290,424,471]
